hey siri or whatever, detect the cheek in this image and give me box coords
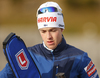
[55,32,62,43]
[53,32,60,40]
[40,33,46,41]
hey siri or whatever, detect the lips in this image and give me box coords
[47,41,54,45]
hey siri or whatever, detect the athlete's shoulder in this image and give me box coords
[66,44,85,56]
[27,43,43,54]
[28,44,42,50]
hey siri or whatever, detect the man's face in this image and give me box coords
[39,27,63,50]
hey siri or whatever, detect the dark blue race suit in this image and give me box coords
[0,37,99,78]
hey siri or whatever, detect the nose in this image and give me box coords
[47,31,52,39]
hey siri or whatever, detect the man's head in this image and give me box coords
[37,1,64,49]
[37,1,65,29]
[39,27,63,50]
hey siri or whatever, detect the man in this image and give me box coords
[0,1,99,78]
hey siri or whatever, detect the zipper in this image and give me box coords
[51,51,54,61]
[51,52,59,78]
[56,64,58,74]
[56,64,58,78]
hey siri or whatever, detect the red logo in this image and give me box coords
[15,49,29,70]
[84,61,93,72]
[87,65,96,77]
[38,17,57,23]
[84,61,97,77]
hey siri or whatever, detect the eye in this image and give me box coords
[40,30,46,33]
[51,29,57,32]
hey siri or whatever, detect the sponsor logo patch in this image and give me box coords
[87,65,96,77]
[38,17,57,23]
[91,71,98,78]
[84,61,93,72]
[15,49,29,70]
[84,61,97,77]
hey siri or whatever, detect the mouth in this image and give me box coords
[47,41,54,45]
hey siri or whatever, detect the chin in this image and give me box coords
[48,46,56,50]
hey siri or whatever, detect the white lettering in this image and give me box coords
[19,56,26,65]
[88,66,96,75]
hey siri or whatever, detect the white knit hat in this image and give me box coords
[37,2,65,29]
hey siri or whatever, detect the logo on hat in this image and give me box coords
[38,17,57,23]
[44,24,48,26]
[59,24,64,27]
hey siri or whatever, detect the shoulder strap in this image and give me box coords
[3,32,41,78]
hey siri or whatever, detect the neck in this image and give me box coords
[43,42,53,52]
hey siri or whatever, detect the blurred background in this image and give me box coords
[0,0,100,76]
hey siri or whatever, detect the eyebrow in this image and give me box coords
[39,28,57,31]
